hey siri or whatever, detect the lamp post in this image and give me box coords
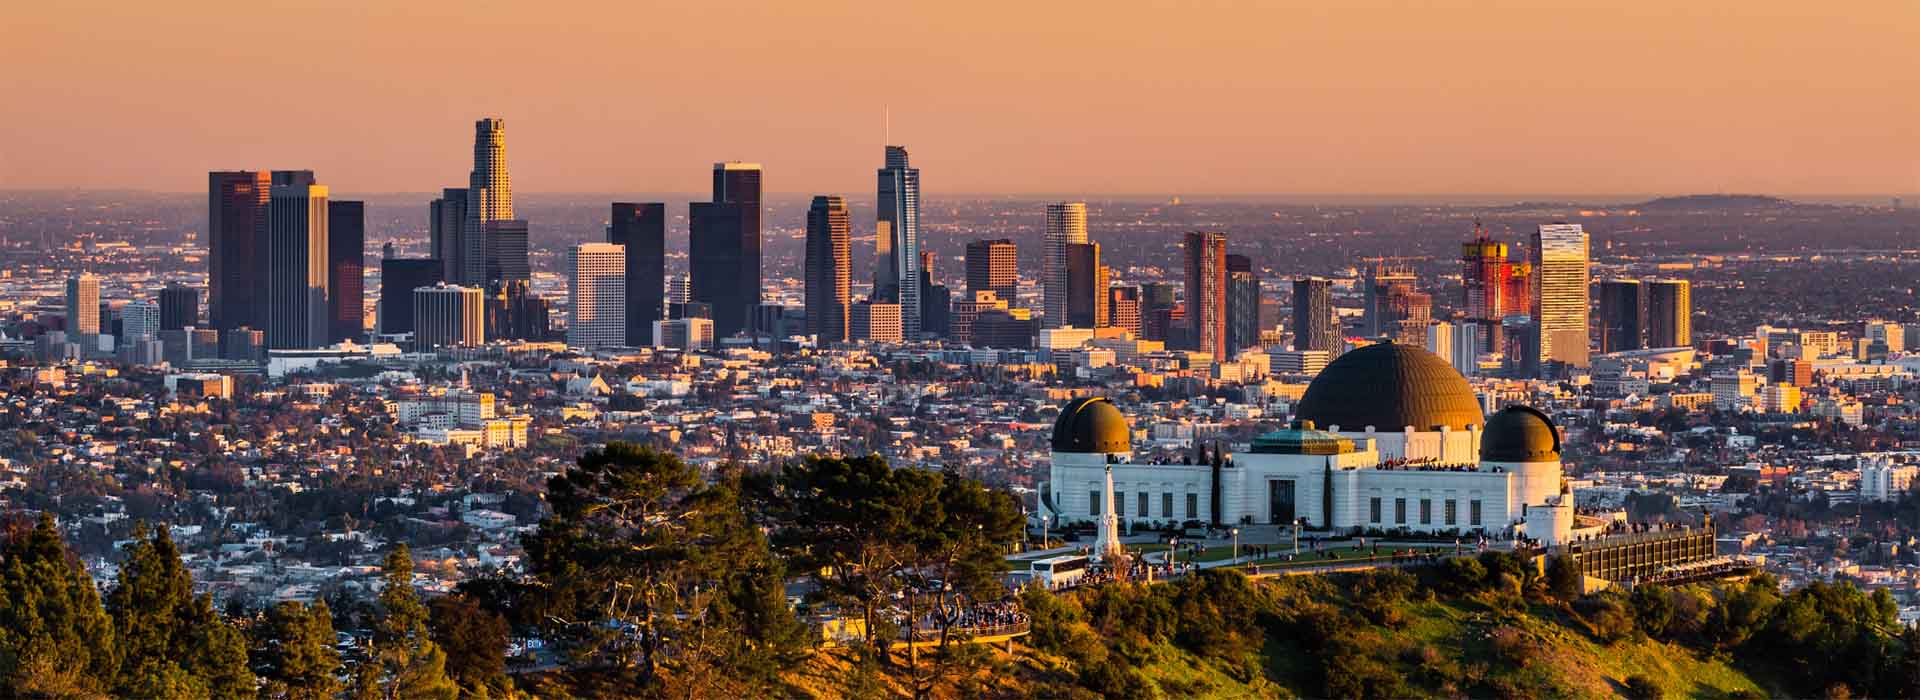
[1230,527,1240,569]
[1293,517,1302,558]
[1169,536,1179,573]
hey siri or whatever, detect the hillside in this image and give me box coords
[779,553,1916,700]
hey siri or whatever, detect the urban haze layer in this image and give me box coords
[0,118,1917,699]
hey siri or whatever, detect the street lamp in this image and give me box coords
[1230,527,1240,569]
[1292,517,1302,558]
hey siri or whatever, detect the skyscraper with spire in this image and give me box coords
[877,146,921,337]
[461,118,513,286]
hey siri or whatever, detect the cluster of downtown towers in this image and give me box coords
[199,117,1687,364]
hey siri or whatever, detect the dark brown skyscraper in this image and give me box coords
[965,239,1019,310]
[208,171,270,331]
[159,283,200,331]
[1065,242,1108,329]
[1646,279,1692,349]
[691,162,763,338]
[608,202,667,346]
[326,200,364,343]
[1292,277,1340,353]
[1184,231,1227,357]
[1597,278,1645,354]
[804,195,851,343]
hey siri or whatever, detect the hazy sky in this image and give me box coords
[5,1,1916,196]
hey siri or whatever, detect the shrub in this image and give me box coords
[1624,674,1665,700]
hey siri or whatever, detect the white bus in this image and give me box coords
[1030,555,1090,589]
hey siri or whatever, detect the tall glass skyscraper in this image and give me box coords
[805,195,851,343]
[1532,222,1591,369]
[608,203,667,346]
[208,171,270,331]
[877,146,921,336]
[1043,202,1087,328]
[326,200,365,344]
[1596,278,1644,354]
[1292,277,1339,354]
[267,170,329,349]
[691,162,763,338]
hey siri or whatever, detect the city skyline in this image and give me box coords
[7,2,1917,196]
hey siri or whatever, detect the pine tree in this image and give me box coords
[106,524,256,700]
[256,600,344,700]
[354,545,458,700]
[0,514,118,697]
[427,594,512,699]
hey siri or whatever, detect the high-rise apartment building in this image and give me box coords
[1043,202,1087,328]
[1292,277,1339,353]
[266,170,329,349]
[876,146,922,336]
[461,118,513,286]
[919,250,950,339]
[208,171,271,331]
[159,283,200,331]
[379,257,443,335]
[567,243,627,349]
[608,203,667,346]
[413,284,484,350]
[1140,282,1179,341]
[66,274,100,337]
[1184,231,1227,357]
[327,200,365,343]
[1461,222,1533,357]
[805,195,852,343]
[1378,284,1433,347]
[1065,242,1108,329]
[1532,223,1591,369]
[1646,279,1691,349]
[1597,279,1645,354]
[430,187,468,283]
[966,239,1019,307]
[1226,254,1260,357]
[691,162,763,338]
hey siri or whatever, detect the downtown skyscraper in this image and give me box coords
[1532,223,1591,369]
[876,146,922,337]
[1184,231,1227,358]
[208,171,271,331]
[266,170,329,349]
[1043,202,1087,329]
[1225,254,1260,357]
[608,203,666,346]
[66,273,100,337]
[690,162,762,338]
[326,200,365,343]
[567,243,626,349]
[805,195,852,343]
[1064,242,1108,329]
[461,118,513,286]
[965,239,1019,306]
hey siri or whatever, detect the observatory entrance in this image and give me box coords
[1268,480,1296,524]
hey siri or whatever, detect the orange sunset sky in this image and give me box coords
[4,0,1917,196]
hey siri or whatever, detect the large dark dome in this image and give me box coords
[1051,397,1132,454]
[1480,406,1561,462]
[1296,343,1484,432]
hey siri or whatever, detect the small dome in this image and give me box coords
[1481,406,1561,462]
[1296,342,1485,432]
[1051,397,1131,454]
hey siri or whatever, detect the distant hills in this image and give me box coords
[1633,194,1797,210]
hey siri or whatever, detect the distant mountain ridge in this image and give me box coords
[1634,194,1797,210]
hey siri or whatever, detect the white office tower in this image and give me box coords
[122,301,161,341]
[65,274,101,336]
[413,284,484,350]
[877,146,922,336]
[1531,223,1590,369]
[1452,321,1483,376]
[568,243,627,349]
[1043,202,1088,329]
[1427,320,1455,369]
